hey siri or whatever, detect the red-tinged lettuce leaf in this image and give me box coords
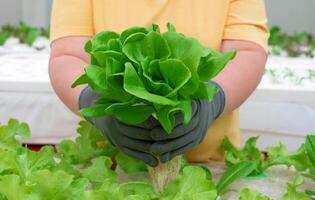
[216,161,256,195]
[160,166,217,200]
[305,135,315,166]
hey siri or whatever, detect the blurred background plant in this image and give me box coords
[0,22,49,46]
[269,26,315,58]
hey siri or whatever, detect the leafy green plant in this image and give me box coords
[0,118,314,199]
[222,136,266,176]
[238,188,270,200]
[268,26,315,58]
[222,136,314,177]
[0,22,49,47]
[0,31,10,46]
[72,23,236,133]
[280,176,310,200]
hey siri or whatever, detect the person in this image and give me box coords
[49,0,269,167]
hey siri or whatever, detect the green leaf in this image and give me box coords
[27,170,82,199]
[266,143,311,171]
[156,99,192,133]
[120,27,148,45]
[79,179,122,200]
[119,182,156,198]
[72,74,89,88]
[123,31,170,64]
[0,175,37,200]
[0,31,10,46]
[58,121,117,164]
[280,176,310,200]
[124,62,179,106]
[0,119,31,150]
[10,146,56,181]
[166,22,176,32]
[238,188,270,200]
[110,103,155,125]
[159,59,191,97]
[216,161,256,194]
[141,58,173,96]
[86,31,120,53]
[163,31,205,97]
[191,82,218,101]
[305,135,315,166]
[93,51,125,67]
[160,166,217,200]
[147,24,160,33]
[198,50,236,81]
[82,156,117,188]
[116,152,147,174]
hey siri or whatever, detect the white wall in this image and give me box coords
[265,0,315,34]
[0,0,51,28]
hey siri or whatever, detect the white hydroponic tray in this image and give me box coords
[241,56,315,151]
[0,50,78,144]
[0,40,314,147]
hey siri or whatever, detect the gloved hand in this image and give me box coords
[148,81,226,163]
[79,81,225,166]
[79,87,160,166]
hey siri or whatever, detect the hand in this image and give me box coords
[148,82,225,163]
[79,87,160,166]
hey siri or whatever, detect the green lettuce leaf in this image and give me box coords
[58,121,117,165]
[116,152,148,174]
[73,23,235,133]
[238,188,270,200]
[82,156,117,188]
[160,166,217,200]
[0,119,30,150]
[280,176,310,200]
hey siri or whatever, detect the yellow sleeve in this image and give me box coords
[50,0,94,42]
[223,0,269,51]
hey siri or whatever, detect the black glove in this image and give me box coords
[148,81,226,163]
[79,87,159,166]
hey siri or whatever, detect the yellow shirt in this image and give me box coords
[50,0,269,162]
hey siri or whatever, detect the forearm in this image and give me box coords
[49,56,87,113]
[213,40,267,113]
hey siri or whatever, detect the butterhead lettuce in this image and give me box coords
[72,23,236,133]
